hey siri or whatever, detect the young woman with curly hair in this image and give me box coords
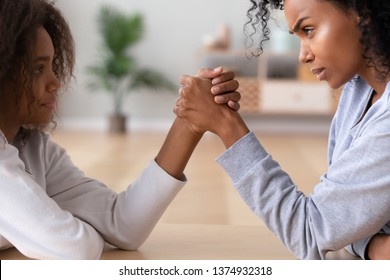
[0,0,241,259]
[175,0,390,259]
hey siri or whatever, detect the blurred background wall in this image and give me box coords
[56,0,334,134]
[56,0,251,131]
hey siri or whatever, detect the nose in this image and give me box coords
[48,70,61,93]
[298,41,314,64]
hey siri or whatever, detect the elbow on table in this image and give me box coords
[117,239,144,251]
[112,234,148,251]
[57,234,105,260]
[21,244,103,260]
[70,246,103,260]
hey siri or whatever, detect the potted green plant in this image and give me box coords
[86,6,175,133]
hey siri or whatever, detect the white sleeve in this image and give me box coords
[38,134,185,251]
[50,157,186,250]
[0,142,104,259]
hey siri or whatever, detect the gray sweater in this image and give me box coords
[217,78,390,259]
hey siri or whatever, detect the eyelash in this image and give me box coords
[302,27,314,36]
[33,65,44,74]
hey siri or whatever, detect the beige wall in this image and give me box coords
[56,0,248,131]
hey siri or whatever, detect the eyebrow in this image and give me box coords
[32,56,51,63]
[289,16,310,34]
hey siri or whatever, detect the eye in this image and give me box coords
[33,64,44,74]
[302,27,314,36]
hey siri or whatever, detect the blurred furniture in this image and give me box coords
[198,50,339,116]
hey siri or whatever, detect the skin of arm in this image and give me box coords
[156,68,242,178]
[0,68,240,259]
[174,75,249,149]
[175,73,390,260]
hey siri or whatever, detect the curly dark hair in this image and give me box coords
[244,0,390,79]
[0,0,75,129]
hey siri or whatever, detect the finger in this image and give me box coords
[214,91,241,104]
[173,103,181,116]
[179,74,192,86]
[214,94,228,104]
[211,80,239,95]
[174,95,184,116]
[196,66,223,79]
[228,101,240,111]
[175,96,182,106]
[211,71,235,85]
[229,91,241,103]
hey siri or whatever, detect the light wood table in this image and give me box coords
[0,223,358,260]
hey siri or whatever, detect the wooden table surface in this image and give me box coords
[0,223,358,260]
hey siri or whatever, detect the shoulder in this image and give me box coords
[14,128,50,149]
[13,128,65,160]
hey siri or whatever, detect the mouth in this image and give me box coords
[311,67,326,81]
[41,100,56,110]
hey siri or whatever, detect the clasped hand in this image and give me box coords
[174,67,241,135]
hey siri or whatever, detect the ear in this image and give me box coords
[352,10,369,27]
[344,7,361,25]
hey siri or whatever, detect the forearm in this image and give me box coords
[215,110,250,149]
[155,117,202,180]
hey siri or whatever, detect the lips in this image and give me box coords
[41,100,56,110]
[311,67,326,81]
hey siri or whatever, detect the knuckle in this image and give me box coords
[233,91,241,101]
[232,80,239,89]
[197,68,206,74]
[181,99,190,108]
[180,87,189,97]
[186,77,195,87]
[227,71,235,78]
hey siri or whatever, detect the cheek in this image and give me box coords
[329,35,362,74]
[312,25,337,58]
[31,81,45,102]
[313,25,360,67]
[20,86,42,114]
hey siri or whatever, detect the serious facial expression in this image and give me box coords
[284,0,366,89]
[18,26,61,126]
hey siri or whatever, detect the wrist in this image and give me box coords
[215,110,250,149]
[175,117,204,140]
[155,118,203,180]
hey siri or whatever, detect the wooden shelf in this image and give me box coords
[199,50,340,117]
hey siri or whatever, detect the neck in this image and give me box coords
[0,119,20,143]
[360,67,389,96]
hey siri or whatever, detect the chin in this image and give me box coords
[328,83,343,90]
[25,119,52,129]
[327,78,351,90]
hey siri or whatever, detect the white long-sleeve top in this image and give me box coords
[0,129,185,259]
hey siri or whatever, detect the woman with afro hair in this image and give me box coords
[175,0,390,259]
[0,0,241,259]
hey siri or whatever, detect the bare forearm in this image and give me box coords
[155,117,202,180]
[215,110,250,149]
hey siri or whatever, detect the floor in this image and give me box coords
[51,129,329,227]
